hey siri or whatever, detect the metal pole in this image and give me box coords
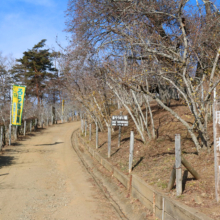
[129,130,134,173]
[9,85,12,146]
[108,126,111,158]
[175,134,182,196]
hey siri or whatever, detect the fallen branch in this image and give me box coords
[168,156,200,191]
[181,156,200,180]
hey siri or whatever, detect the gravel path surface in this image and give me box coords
[0,122,120,220]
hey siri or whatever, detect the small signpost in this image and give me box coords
[112,114,128,148]
[118,111,122,147]
[111,115,128,127]
[112,114,133,172]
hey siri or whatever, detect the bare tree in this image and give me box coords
[65,0,220,152]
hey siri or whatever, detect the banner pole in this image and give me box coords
[9,84,12,146]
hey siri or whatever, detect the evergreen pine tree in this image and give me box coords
[11,39,57,107]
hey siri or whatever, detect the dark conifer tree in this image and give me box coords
[11,39,57,107]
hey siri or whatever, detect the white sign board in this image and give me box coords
[214,105,220,202]
[111,115,128,126]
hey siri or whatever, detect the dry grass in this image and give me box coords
[81,101,219,219]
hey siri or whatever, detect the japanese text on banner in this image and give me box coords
[11,85,26,126]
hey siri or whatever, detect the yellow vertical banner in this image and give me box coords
[11,85,26,126]
[62,100,65,115]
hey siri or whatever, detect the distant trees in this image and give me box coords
[0,52,15,121]
[0,41,74,125]
[0,52,11,106]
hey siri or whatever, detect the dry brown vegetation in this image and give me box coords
[81,101,219,219]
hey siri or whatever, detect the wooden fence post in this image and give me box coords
[118,111,122,147]
[24,120,26,136]
[3,126,6,146]
[129,130,134,173]
[15,125,18,140]
[9,124,11,146]
[0,126,3,150]
[30,120,32,132]
[168,164,176,191]
[108,126,111,158]
[81,119,84,134]
[89,124,91,141]
[35,118,37,131]
[96,122,99,149]
[175,134,182,196]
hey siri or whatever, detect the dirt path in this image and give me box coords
[0,122,120,220]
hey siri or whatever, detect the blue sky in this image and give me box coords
[0,0,70,59]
